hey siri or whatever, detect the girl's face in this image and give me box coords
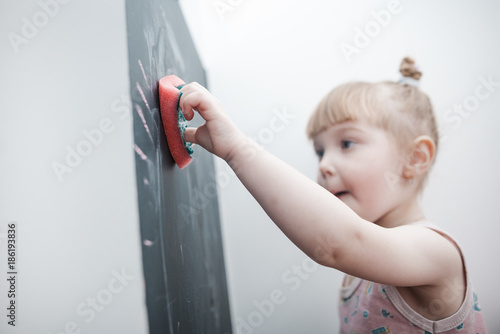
[313,120,412,225]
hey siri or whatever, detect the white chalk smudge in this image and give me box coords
[134,144,148,160]
[136,82,150,110]
[135,103,153,142]
[138,59,150,90]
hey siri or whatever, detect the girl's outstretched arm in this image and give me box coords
[179,82,362,266]
[179,82,463,291]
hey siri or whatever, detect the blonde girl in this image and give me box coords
[177,58,487,333]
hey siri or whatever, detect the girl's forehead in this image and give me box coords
[315,120,381,138]
[313,120,398,150]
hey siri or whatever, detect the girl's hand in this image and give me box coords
[179,82,245,162]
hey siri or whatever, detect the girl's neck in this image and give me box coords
[374,198,426,228]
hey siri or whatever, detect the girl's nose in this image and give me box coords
[318,155,336,179]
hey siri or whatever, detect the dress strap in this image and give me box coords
[384,220,473,332]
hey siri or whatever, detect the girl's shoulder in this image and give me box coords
[407,220,462,252]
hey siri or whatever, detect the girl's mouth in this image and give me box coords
[334,191,348,198]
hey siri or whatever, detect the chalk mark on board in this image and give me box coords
[136,82,151,110]
[134,144,148,160]
[138,59,151,90]
[135,103,153,143]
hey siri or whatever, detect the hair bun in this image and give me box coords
[399,57,422,80]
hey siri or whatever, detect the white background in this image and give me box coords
[180,0,500,333]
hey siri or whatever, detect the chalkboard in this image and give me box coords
[125,1,232,333]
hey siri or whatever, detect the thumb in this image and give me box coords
[184,125,215,155]
[184,127,197,144]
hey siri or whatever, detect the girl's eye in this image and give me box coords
[341,140,356,149]
[315,149,324,159]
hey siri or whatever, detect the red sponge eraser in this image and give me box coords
[159,75,193,169]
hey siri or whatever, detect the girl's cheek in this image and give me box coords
[319,179,328,190]
[316,174,324,187]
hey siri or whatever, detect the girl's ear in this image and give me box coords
[402,135,436,180]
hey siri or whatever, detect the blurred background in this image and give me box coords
[179,0,500,332]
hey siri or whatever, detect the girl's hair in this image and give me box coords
[306,57,439,160]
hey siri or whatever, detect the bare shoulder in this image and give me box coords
[336,221,465,293]
[391,224,465,284]
[390,224,463,264]
[393,224,467,320]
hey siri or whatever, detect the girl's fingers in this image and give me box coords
[179,90,202,119]
[179,84,218,122]
[184,127,197,144]
[179,81,208,96]
[182,106,195,121]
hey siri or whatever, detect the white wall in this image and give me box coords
[180,0,500,332]
[0,1,148,333]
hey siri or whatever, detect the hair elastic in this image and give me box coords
[398,76,420,87]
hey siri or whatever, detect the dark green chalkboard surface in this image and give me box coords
[125,1,232,333]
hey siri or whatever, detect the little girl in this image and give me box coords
[178,57,488,333]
